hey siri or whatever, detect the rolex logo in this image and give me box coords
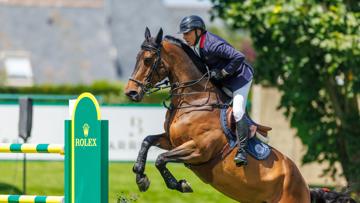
[83,123,90,137]
[76,123,96,147]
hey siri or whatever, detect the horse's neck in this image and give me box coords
[169,64,208,91]
[164,44,212,92]
[162,42,222,105]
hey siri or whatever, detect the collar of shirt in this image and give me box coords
[192,39,201,57]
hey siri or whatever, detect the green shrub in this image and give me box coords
[0,81,168,105]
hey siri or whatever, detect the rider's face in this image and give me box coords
[182,30,196,46]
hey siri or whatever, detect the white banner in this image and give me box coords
[0,104,167,161]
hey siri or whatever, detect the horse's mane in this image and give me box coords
[164,35,208,75]
[163,35,228,99]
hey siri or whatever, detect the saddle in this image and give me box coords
[219,107,272,160]
[226,107,272,137]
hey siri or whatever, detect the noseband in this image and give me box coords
[129,43,162,94]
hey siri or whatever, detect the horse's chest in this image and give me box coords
[167,118,193,147]
[165,109,216,147]
[169,124,190,147]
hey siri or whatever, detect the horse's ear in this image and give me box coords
[155,28,163,45]
[145,27,151,40]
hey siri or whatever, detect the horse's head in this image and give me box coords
[125,27,168,102]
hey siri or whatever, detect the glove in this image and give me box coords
[210,69,223,80]
[210,69,229,80]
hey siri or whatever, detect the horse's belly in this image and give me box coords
[187,149,288,203]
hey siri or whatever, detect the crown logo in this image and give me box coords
[83,123,90,137]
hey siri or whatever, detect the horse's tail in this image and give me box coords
[310,187,357,203]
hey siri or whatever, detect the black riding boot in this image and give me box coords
[234,117,249,166]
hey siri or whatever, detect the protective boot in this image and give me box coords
[234,117,250,166]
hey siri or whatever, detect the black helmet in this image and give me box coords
[178,15,206,34]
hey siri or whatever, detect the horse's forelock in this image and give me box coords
[141,36,161,51]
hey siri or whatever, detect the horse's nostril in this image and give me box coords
[126,90,139,100]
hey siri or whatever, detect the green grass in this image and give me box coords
[0,161,237,203]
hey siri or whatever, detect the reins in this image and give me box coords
[130,40,229,110]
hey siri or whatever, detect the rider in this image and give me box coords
[178,15,254,166]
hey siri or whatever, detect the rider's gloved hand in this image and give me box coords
[210,69,229,80]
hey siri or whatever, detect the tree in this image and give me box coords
[210,0,360,189]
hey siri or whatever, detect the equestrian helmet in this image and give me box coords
[178,15,206,34]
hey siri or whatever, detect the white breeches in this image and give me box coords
[233,80,252,122]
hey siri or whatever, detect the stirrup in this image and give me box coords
[234,150,248,166]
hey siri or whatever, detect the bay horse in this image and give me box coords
[125,28,354,203]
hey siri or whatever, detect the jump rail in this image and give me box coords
[0,144,64,154]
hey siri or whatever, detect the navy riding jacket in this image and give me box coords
[199,31,253,92]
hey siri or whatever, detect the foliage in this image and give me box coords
[0,81,168,104]
[117,192,138,203]
[209,26,257,63]
[0,80,121,95]
[210,0,360,187]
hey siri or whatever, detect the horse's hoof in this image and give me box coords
[178,179,193,193]
[133,163,144,174]
[136,174,150,192]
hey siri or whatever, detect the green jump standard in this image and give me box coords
[0,93,109,203]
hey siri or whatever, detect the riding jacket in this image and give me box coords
[198,31,254,92]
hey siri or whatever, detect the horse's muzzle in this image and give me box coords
[125,90,142,102]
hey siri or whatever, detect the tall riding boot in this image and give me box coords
[234,117,250,166]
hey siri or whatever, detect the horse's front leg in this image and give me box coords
[133,133,171,192]
[155,140,202,193]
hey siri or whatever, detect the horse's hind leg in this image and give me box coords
[133,133,171,192]
[155,140,200,193]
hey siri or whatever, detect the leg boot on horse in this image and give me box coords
[132,133,172,192]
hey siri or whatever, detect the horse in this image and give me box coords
[125,27,354,203]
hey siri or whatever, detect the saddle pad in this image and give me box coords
[220,108,271,160]
[247,137,271,160]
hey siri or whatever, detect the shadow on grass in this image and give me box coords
[0,183,23,194]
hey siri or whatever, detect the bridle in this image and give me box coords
[129,40,210,95]
[129,39,228,110]
[129,42,163,94]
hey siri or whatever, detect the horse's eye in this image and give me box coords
[144,58,152,66]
